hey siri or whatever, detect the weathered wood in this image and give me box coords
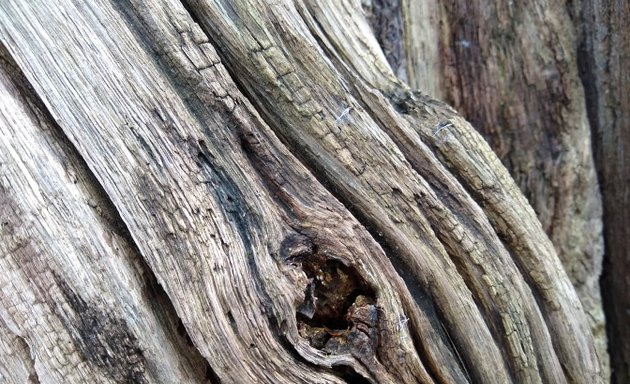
[0,56,214,382]
[0,0,605,383]
[389,0,609,378]
[578,0,630,382]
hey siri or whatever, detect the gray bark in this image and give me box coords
[578,1,630,382]
[379,0,609,378]
[0,1,606,383]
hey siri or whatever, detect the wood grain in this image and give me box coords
[0,0,604,383]
[395,1,609,377]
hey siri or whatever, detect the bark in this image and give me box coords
[386,0,609,379]
[0,1,603,383]
[578,0,630,382]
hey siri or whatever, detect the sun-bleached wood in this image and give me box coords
[0,0,603,383]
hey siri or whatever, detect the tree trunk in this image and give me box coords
[365,0,611,379]
[578,1,630,382]
[0,1,609,383]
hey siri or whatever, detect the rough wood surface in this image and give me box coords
[391,0,608,378]
[0,1,603,383]
[0,43,213,384]
[578,0,630,382]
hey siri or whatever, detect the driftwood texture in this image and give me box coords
[365,0,610,378]
[0,1,606,383]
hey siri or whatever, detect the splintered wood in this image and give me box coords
[0,1,604,383]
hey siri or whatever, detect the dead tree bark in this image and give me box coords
[366,0,610,379]
[0,1,607,383]
[363,1,628,380]
[578,1,630,382]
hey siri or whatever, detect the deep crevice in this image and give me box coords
[265,311,361,384]
[294,255,376,330]
[362,0,407,81]
[332,365,373,384]
[279,234,381,382]
[12,333,41,384]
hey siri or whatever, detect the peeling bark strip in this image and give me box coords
[0,1,602,383]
